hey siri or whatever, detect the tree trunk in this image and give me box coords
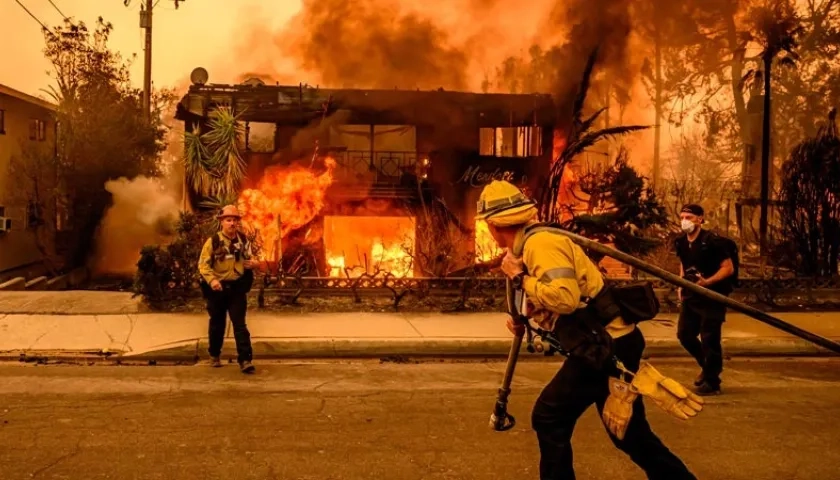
[759,56,773,264]
[653,28,662,186]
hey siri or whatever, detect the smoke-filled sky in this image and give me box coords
[4,0,713,170]
[3,0,631,96]
[1,0,298,96]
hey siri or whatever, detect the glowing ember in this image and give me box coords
[324,216,415,278]
[474,219,503,263]
[238,157,337,260]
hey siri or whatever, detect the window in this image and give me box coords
[479,126,543,157]
[0,110,5,134]
[29,119,47,141]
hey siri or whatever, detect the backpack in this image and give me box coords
[519,222,660,324]
[703,232,740,289]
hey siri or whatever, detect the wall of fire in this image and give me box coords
[240,117,553,277]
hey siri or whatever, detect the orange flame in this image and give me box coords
[474,219,503,263]
[238,157,337,260]
[324,215,415,278]
[552,130,567,164]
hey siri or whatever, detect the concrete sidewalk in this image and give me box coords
[1,310,839,362]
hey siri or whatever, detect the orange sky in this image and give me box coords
[1,0,302,98]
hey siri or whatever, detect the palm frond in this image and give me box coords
[184,129,215,196]
[563,125,650,161]
[571,46,600,129]
[577,107,607,141]
[201,106,247,196]
[40,85,64,104]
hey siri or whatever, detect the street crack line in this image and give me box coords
[94,316,117,345]
[29,437,82,478]
[121,315,137,353]
[27,328,53,351]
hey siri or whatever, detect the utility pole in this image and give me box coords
[126,0,185,121]
[140,0,152,121]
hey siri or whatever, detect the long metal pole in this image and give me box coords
[143,0,153,121]
[551,228,840,354]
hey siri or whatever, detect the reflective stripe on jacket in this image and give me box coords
[513,227,634,339]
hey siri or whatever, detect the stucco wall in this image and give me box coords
[0,89,57,273]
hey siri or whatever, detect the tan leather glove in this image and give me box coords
[629,362,705,420]
[602,377,638,440]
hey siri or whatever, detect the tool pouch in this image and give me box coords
[552,304,615,371]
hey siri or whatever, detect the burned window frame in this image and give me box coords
[479,126,543,158]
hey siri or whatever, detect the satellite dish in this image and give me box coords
[190,67,209,86]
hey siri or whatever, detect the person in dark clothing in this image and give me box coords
[674,204,736,395]
[198,205,257,373]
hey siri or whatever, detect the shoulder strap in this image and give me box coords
[512,222,567,257]
[209,233,222,267]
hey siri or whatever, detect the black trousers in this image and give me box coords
[531,328,696,480]
[206,282,253,364]
[678,298,726,387]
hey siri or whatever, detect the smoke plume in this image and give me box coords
[235,1,640,92]
[222,0,682,173]
[91,176,182,277]
[232,0,558,91]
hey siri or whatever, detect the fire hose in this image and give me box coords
[490,227,840,432]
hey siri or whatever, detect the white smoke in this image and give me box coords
[91,175,183,277]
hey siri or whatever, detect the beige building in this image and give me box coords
[0,84,58,274]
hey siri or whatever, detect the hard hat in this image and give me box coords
[217,205,242,219]
[475,180,537,225]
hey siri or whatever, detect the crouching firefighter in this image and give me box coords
[198,205,257,374]
[477,180,702,480]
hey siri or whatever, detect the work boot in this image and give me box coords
[694,381,721,396]
[210,356,222,368]
[694,372,704,387]
[240,361,255,374]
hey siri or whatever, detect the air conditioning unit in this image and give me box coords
[0,217,11,233]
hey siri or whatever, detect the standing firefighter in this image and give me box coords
[198,205,257,374]
[477,180,700,480]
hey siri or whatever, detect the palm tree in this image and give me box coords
[183,106,248,200]
[539,47,649,222]
[746,0,803,263]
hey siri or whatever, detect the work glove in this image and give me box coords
[629,362,705,420]
[601,376,638,440]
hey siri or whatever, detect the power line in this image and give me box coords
[46,0,68,19]
[13,0,50,31]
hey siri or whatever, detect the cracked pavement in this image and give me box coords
[1,358,839,479]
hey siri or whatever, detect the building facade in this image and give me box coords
[175,78,558,276]
[0,84,57,274]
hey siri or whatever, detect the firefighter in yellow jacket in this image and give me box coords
[477,180,697,480]
[198,205,257,373]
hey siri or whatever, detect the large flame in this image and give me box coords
[324,215,415,278]
[238,157,337,260]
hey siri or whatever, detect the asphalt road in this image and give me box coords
[1,358,839,480]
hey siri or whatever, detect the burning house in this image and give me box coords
[174,71,558,278]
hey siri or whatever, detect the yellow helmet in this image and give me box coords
[475,180,538,226]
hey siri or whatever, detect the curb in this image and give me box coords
[2,337,838,364]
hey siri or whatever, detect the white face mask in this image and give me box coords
[680,219,696,233]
